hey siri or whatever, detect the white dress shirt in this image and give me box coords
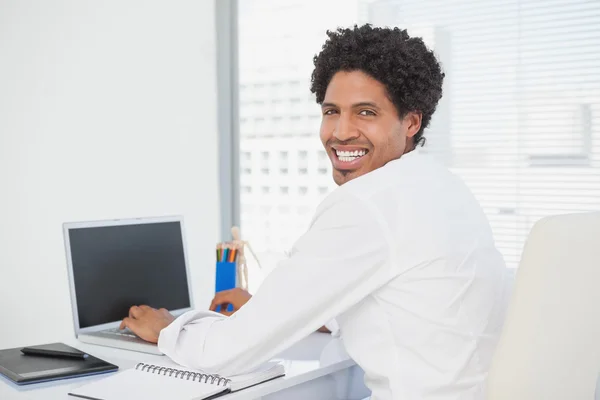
[159,150,510,399]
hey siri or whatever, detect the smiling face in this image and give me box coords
[320,70,422,185]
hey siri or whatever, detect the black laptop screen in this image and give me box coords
[68,221,191,328]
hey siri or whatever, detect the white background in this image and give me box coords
[0,0,220,348]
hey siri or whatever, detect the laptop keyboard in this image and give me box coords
[85,327,156,346]
[103,327,138,338]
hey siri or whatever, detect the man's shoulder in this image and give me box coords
[313,151,472,224]
[340,151,452,201]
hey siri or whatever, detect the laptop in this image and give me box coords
[63,216,194,355]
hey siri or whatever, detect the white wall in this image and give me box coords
[0,0,220,348]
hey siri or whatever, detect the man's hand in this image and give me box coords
[209,288,252,316]
[119,305,175,343]
[208,288,331,333]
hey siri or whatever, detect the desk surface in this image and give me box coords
[0,333,357,400]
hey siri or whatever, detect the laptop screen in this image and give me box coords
[67,221,191,329]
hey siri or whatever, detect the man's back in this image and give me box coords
[118,25,506,399]
[323,151,509,399]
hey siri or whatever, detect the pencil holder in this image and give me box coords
[215,261,237,312]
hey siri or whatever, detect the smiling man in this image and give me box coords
[121,25,509,399]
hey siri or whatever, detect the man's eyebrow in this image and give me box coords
[321,102,337,108]
[352,101,380,109]
[320,101,381,109]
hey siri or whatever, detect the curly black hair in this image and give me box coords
[310,24,445,146]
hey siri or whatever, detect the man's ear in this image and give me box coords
[404,111,423,139]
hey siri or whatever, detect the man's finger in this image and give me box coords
[209,299,222,311]
[210,298,231,312]
[210,293,232,311]
[215,303,232,314]
[139,305,153,311]
[129,305,142,319]
[120,317,141,332]
[212,289,234,303]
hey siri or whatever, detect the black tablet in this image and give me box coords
[0,343,118,385]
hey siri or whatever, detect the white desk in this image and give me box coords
[0,333,370,400]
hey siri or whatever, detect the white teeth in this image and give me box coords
[335,149,367,159]
[336,149,367,163]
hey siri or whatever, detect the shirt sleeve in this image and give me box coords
[158,190,395,376]
[324,319,340,337]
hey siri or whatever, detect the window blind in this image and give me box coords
[237,0,600,274]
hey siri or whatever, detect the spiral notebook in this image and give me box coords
[68,360,285,400]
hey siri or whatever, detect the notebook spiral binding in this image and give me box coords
[135,362,231,387]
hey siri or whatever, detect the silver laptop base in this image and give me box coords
[79,333,164,356]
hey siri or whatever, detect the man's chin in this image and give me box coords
[332,169,360,185]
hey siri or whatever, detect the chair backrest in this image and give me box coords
[486,212,600,399]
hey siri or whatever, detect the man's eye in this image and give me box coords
[359,109,376,116]
[323,109,337,115]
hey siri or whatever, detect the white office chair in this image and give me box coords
[486,212,600,400]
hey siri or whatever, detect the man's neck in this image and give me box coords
[403,138,417,154]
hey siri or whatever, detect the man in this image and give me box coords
[121,25,508,399]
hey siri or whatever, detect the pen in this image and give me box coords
[21,347,89,360]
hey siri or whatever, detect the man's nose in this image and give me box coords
[334,114,360,142]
